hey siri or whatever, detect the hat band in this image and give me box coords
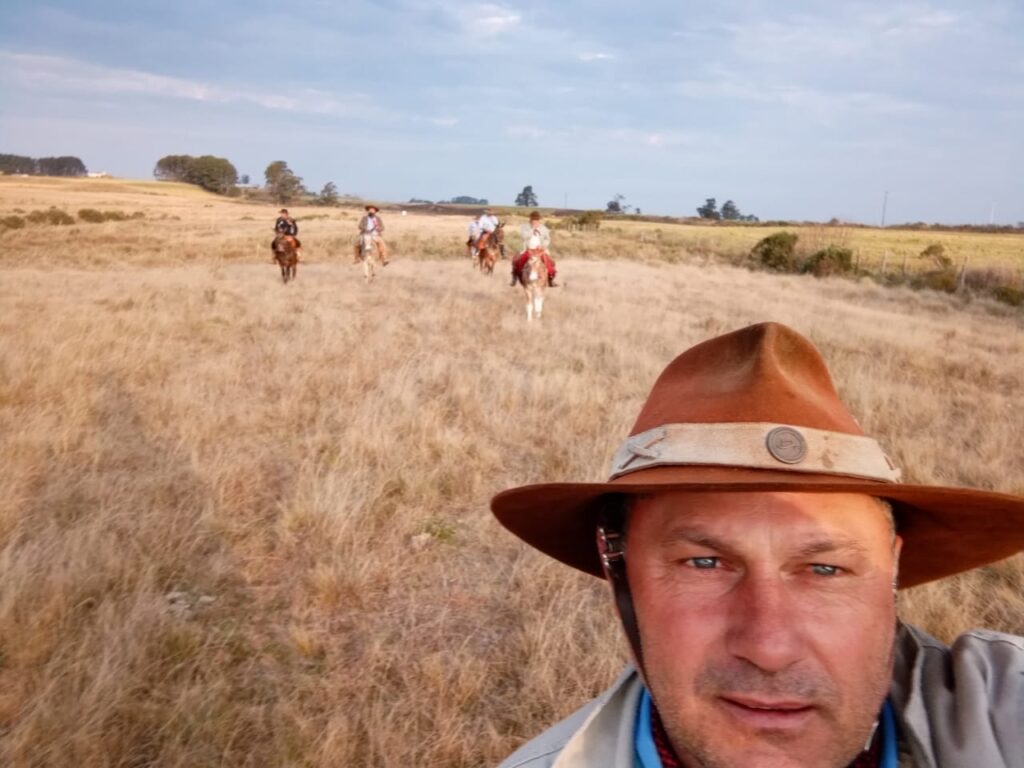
[609,422,902,483]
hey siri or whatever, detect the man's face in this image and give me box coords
[626,491,901,768]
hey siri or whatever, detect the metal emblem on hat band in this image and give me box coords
[608,422,902,483]
[766,426,808,464]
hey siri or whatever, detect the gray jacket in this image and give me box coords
[498,624,1024,768]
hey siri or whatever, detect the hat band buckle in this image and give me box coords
[609,422,901,483]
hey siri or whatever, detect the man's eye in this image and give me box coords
[810,564,840,576]
[689,557,720,569]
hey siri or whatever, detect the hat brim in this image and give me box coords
[491,465,1024,589]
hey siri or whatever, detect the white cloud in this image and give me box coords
[447,3,521,37]
[721,5,963,64]
[0,50,385,120]
[506,125,546,139]
[578,52,614,62]
[673,74,926,121]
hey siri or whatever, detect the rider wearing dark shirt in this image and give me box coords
[272,208,301,256]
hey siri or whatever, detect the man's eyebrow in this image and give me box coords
[659,528,736,554]
[657,529,870,558]
[791,537,870,558]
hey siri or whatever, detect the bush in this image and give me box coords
[991,285,1024,307]
[751,231,799,271]
[27,207,75,226]
[802,246,855,277]
[921,243,950,269]
[911,269,958,294]
[78,208,106,223]
[1,215,26,229]
[77,208,140,223]
[47,209,75,226]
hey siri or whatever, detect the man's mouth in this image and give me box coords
[718,696,816,729]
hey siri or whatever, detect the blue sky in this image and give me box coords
[1,1,1021,223]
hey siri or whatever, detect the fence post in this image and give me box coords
[901,253,908,275]
[880,251,888,275]
[957,256,970,292]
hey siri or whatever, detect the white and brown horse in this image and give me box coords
[520,250,548,321]
[356,233,386,283]
[272,235,299,283]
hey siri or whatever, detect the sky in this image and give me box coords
[1,1,1022,224]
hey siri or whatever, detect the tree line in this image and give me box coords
[0,154,87,177]
[696,198,759,222]
[153,155,344,205]
[154,155,239,195]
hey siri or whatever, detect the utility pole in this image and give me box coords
[880,190,888,228]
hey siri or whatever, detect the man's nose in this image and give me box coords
[723,573,805,673]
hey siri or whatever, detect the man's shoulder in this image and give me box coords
[496,697,604,768]
[905,623,1024,670]
[894,624,1024,767]
[497,668,641,768]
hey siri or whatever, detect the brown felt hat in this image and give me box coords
[491,322,1024,589]
[365,204,379,212]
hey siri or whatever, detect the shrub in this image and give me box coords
[1,215,26,229]
[911,269,958,294]
[921,243,950,269]
[963,267,1014,292]
[802,246,855,277]
[103,210,128,222]
[992,285,1024,307]
[28,207,75,226]
[751,231,799,271]
[78,208,106,223]
[47,208,75,226]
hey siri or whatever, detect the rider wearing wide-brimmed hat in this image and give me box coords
[512,211,557,287]
[355,204,389,265]
[492,322,1024,768]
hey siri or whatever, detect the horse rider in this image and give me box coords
[272,208,302,259]
[511,211,557,286]
[492,322,1024,768]
[466,216,483,259]
[475,208,500,253]
[355,204,389,265]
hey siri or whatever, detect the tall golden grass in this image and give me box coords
[0,179,1022,766]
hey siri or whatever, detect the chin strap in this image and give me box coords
[597,508,645,674]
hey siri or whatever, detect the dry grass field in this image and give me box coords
[1,178,1023,766]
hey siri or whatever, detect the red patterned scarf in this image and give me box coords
[650,701,881,768]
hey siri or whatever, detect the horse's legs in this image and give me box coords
[535,294,544,319]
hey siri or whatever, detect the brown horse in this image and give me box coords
[273,235,299,283]
[477,223,505,275]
